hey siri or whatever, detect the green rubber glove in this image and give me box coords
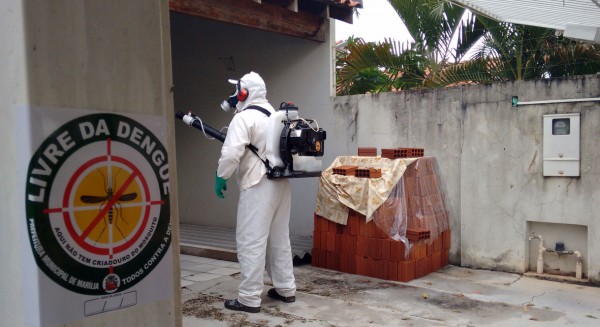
[215,173,228,199]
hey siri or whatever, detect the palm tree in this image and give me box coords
[336,0,600,95]
[337,0,491,94]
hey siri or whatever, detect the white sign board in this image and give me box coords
[18,106,173,326]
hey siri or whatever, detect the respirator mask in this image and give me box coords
[220,79,247,113]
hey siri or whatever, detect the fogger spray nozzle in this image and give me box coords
[175,111,226,142]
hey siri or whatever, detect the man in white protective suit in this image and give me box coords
[215,71,297,313]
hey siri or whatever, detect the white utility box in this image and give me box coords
[543,113,580,177]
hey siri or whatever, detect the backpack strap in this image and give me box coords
[245,105,271,117]
[242,105,275,176]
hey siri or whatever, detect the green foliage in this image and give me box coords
[335,0,600,95]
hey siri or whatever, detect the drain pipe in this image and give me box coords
[528,234,546,274]
[546,246,584,280]
[575,251,583,279]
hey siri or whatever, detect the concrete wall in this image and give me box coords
[332,75,600,283]
[171,13,341,236]
[1,0,180,326]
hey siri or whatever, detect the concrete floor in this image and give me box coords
[180,254,600,326]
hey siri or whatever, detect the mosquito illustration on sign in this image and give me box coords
[79,167,139,244]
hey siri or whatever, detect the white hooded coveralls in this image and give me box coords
[217,72,296,307]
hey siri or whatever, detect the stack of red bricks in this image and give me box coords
[312,211,450,282]
[403,157,449,241]
[312,157,450,282]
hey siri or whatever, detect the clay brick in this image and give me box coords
[326,251,340,271]
[333,165,358,176]
[371,259,387,280]
[366,258,377,278]
[380,260,390,280]
[412,148,425,157]
[320,232,328,252]
[381,239,391,260]
[346,235,357,254]
[416,257,428,278]
[356,236,368,257]
[398,260,415,282]
[336,234,343,253]
[407,261,416,281]
[377,224,389,239]
[342,253,354,274]
[368,222,377,238]
[433,237,443,253]
[422,195,435,216]
[358,147,378,156]
[381,148,410,159]
[442,230,451,250]
[348,214,360,236]
[376,202,397,219]
[389,261,399,281]
[339,252,348,273]
[355,256,368,276]
[425,256,433,275]
[339,234,347,253]
[431,251,442,272]
[373,238,383,259]
[359,219,370,237]
[326,232,336,252]
[355,168,382,178]
[441,249,449,268]
[310,249,322,267]
[342,223,351,235]
[409,242,426,260]
[336,223,345,235]
[406,227,430,242]
[313,230,322,250]
[319,250,327,268]
[328,219,339,233]
[318,215,328,233]
[381,147,424,159]
[390,240,407,262]
[405,164,416,177]
[311,248,320,267]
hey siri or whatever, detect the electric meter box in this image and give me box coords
[543,113,580,177]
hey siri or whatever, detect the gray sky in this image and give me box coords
[335,0,413,43]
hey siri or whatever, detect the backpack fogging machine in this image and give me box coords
[175,102,326,179]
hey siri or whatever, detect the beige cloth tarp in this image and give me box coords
[315,156,417,227]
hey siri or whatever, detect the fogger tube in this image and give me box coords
[175,111,226,142]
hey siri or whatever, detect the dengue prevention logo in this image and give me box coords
[25,113,171,295]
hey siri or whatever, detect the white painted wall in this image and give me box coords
[1,0,29,325]
[171,13,341,236]
[1,0,181,326]
[332,76,600,284]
